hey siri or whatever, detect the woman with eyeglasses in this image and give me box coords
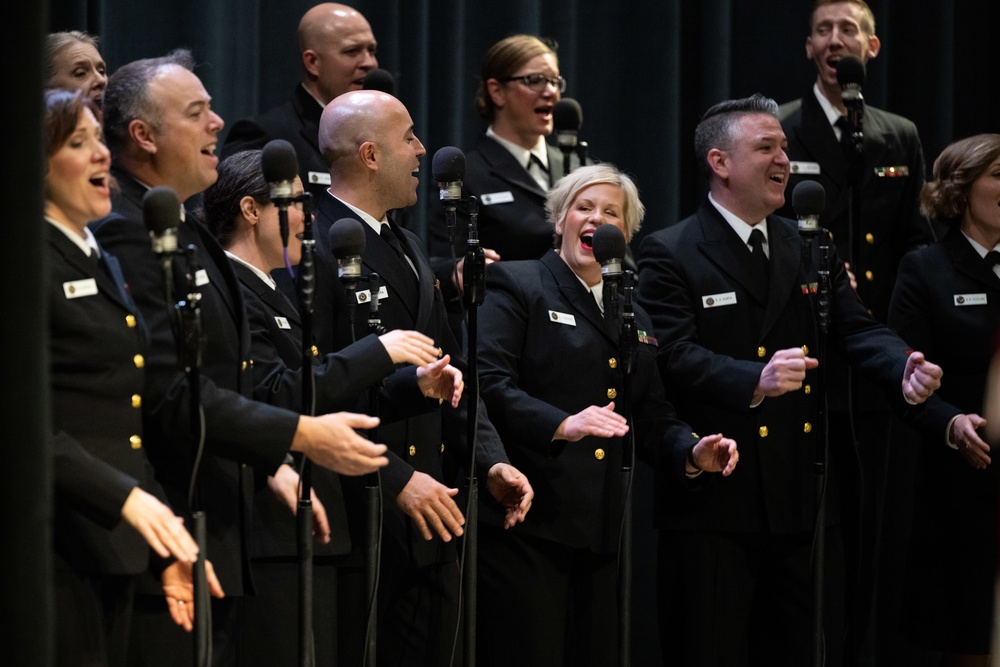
[428,34,587,338]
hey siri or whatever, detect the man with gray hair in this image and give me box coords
[91,50,389,665]
[636,93,942,666]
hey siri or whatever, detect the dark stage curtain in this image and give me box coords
[16,1,996,664]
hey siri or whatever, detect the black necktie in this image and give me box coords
[380,224,407,262]
[748,228,769,284]
[986,250,1000,274]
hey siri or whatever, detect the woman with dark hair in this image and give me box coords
[44,88,217,665]
[888,133,1000,667]
[46,31,107,111]
[474,163,738,665]
[202,148,465,665]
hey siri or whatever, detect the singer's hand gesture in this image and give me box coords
[267,462,331,544]
[292,412,388,476]
[378,329,440,366]
[396,471,465,542]
[753,348,819,404]
[689,434,739,476]
[901,351,943,404]
[553,401,629,442]
[486,462,534,528]
[416,354,464,408]
[120,487,199,564]
[162,559,225,631]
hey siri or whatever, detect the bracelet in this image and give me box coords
[686,446,702,472]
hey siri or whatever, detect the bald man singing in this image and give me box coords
[222,3,378,203]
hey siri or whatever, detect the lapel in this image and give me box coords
[795,92,848,189]
[476,134,548,200]
[391,218,437,331]
[695,202,770,306]
[316,194,420,323]
[232,260,303,327]
[292,84,323,154]
[48,223,132,312]
[943,227,1000,291]
[759,216,803,340]
[542,250,618,346]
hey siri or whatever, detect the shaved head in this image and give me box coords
[297,3,378,104]
[319,90,425,218]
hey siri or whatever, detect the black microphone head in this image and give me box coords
[792,180,826,218]
[363,68,395,95]
[835,55,866,87]
[261,139,299,184]
[142,185,181,235]
[553,98,583,132]
[592,224,627,265]
[432,146,466,183]
[328,218,367,259]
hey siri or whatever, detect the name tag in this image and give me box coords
[702,291,737,309]
[548,310,576,326]
[195,269,209,287]
[874,165,909,178]
[356,285,389,304]
[954,293,987,306]
[481,191,514,205]
[274,316,291,329]
[790,161,821,175]
[308,171,331,186]
[63,278,98,299]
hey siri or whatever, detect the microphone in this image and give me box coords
[328,218,366,290]
[835,55,866,107]
[362,68,395,95]
[792,181,826,234]
[261,139,299,248]
[553,98,583,150]
[433,146,465,205]
[143,186,181,303]
[592,224,626,320]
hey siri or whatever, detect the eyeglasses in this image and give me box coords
[499,72,567,93]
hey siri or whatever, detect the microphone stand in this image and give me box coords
[558,138,590,177]
[175,244,210,667]
[294,194,317,667]
[462,196,484,667]
[617,270,637,667]
[363,273,385,667]
[800,227,833,667]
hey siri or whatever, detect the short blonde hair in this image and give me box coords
[546,164,645,247]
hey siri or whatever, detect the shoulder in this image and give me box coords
[866,105,920,138]
[777,98,804,123]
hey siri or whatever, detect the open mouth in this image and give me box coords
[535,104,553,119]
[580,230,595,251]
[769,173,786,185]
[89,173,109,192]
[201,143,217,157]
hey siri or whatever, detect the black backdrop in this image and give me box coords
[5,0,997,663]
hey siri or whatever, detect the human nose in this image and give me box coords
[414,137,426,157]
[209,110,225,133]
[94,139,111,164]
[362,50,378,70]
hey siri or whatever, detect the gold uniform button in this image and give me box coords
[241,361,248,371]
[759,426,769,438]
[757,346,766,358]
[440,443,445,453]
[594,448,606,461]
[609,357,618,369]
[865,270,874,282]
[607,388,617,400]
[131,394,142,409]
[804,384,812,394]
[865,232,875,244]
[804,422,813,433]
[125,314,137,328]
[133,354,144,369]
[408,445,416,457]
[129,435,142,450]
[249,359,254,369]
[311,345,319,357]
[801,345,809,355]
[241,463,247,470]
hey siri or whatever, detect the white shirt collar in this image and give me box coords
[708,192,768,254]
[225,251,276,289]
[960,230,1000,259]
[328,193,388,235]
[812,82,848,141]
[47,217,100,258]
[486,126,549,170]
